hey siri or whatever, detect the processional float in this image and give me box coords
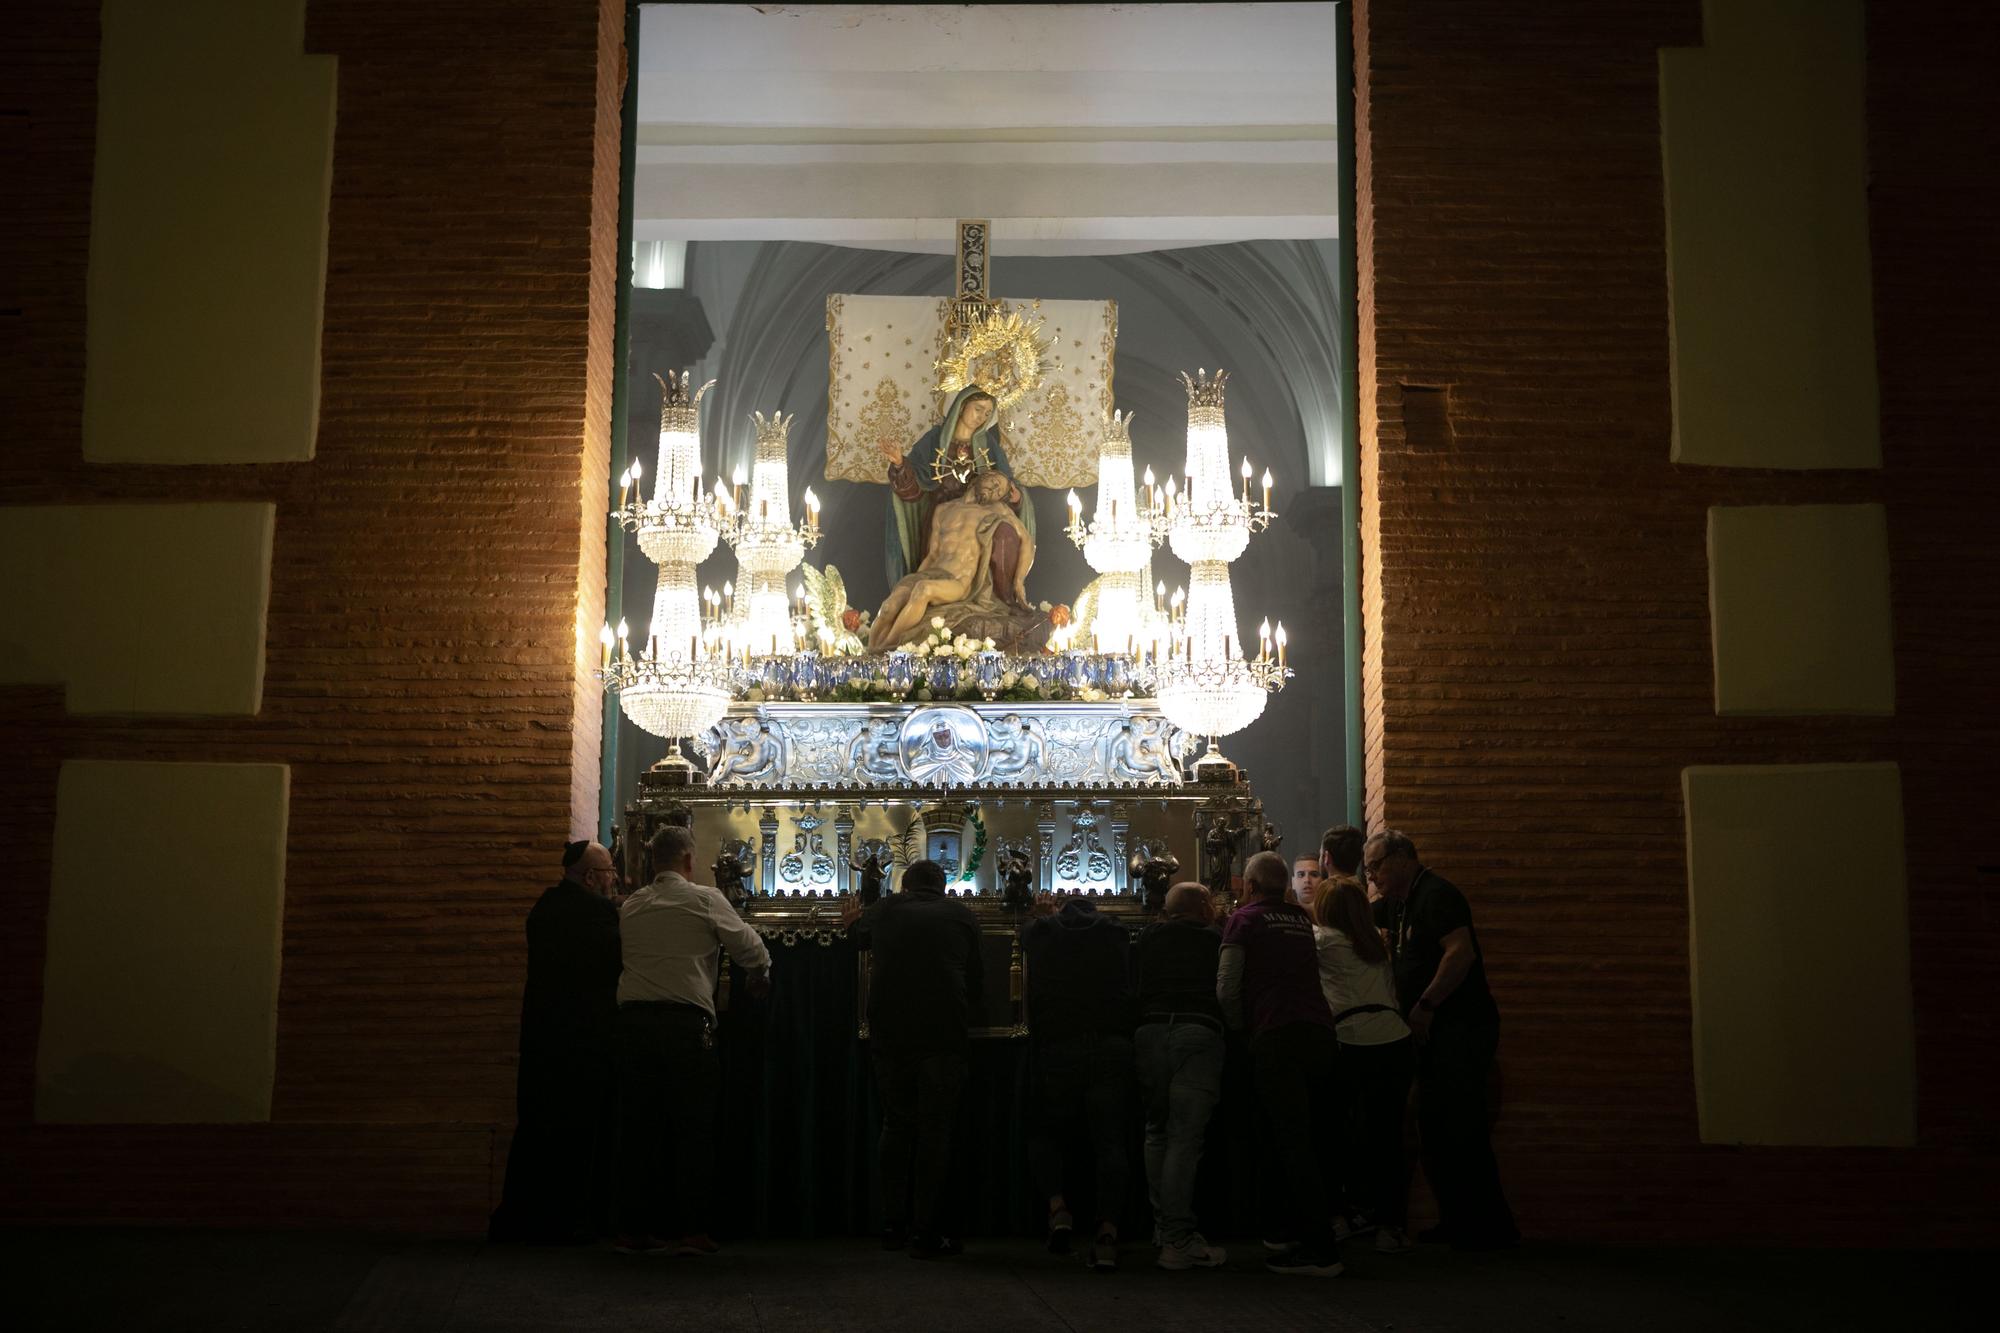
[599,222,1291,1027]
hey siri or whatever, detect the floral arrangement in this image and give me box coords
[912,617,994,660]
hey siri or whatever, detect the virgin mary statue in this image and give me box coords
[875,384,1037,587]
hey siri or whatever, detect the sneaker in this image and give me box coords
[1156,1235,1228,1271]
[1332,1214,1355,1243]
[671,1233,719,1256]
[1260,1237,1294,1253]
[612,1234,671,1255]
[909,1232,963,1260]
[1151,1223,1165,1248]
[1088,1232,1118,1271]
[1375,1226,1413,1255]
[1265,1245,1344,1278]
[1345,1212,1379,1238]
[1046,1208,1074,1255]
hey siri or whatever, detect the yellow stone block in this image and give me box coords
[84,0,337,463]
[1661,0,1880,468]
[1683,762,1913,1146]
[0,503,274,716]
[35,760,290,1124]
[1708,504,1894,716]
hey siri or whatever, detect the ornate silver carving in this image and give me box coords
[899,707,989,785]
[984,713,1048,782]
[701,701,1191,790]
[1109,714,1180,783]
[778,817,836,892]
[1053,810,1116,891]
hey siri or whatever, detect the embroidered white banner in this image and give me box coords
[824,294,1116,489]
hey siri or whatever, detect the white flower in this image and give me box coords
[1021,673,1040,688]
[1037,600,1052,613]
[983,637,996,651]
[1000,671,1019,688]
[931,616,946,630]
[914,642,931,658]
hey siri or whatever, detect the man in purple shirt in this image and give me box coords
[1220,851,1342,1277]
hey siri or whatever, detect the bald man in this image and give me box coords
[491,840,623,1243]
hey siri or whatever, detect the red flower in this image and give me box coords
[1049,604,1072,628]
[841,607,864,632]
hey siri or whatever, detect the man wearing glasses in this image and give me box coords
[1364,830,1518,1251]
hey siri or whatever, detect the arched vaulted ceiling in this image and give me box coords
[636,3,1339,256]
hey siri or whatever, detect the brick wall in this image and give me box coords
[4,0,1992,1240]
[1357,0,1999,1242]
[0,0,624,1229]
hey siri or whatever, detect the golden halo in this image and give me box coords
[935,306,1057,412]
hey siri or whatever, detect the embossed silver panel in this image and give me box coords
[701,701,1192,789]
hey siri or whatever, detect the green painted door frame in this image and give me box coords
[598,0,643,841]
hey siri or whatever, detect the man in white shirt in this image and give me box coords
[612,823,771,1256]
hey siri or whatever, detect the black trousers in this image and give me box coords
[615,1002,718,1237]
[1339,1036,1415,1229]
[1251,1022,1342,1253]
[491,1041,615,1242]
[872,1044,968,1236]
[1416,1016,1517,1243]
[1026,1034,1134,1230]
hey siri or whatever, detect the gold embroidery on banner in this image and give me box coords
[825,295,847,464]
[1016,381,1084,489]
[1102,299,1118,405]
[854,375,913,463]
[827,294,1112,487]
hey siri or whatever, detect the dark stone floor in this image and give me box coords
[7,1228,1988,1332]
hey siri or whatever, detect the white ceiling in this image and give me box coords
[634,3,1339,255]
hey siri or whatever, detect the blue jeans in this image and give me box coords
[1135,1018,1225,1247]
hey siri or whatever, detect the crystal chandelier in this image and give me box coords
[632,371,723,567]
[719,410,819,658]
[1065,410,1168,654]
[600,372,739,771]
[1152,368,1289,756]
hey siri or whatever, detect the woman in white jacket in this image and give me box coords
[1313,877,1416,1254]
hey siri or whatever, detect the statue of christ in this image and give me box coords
[867,469,1050,653]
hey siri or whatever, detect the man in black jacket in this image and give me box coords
[1021,891,1135,1268]
[842,858,984,1258]
[1365,830,1518,1251]
[490,840,623,1243]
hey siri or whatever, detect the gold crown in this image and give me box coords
[655,371,714,435]
[654,370,715,411]
[1102,409,1135,445]
[1178,368,1229,410]
[751,410,794,443]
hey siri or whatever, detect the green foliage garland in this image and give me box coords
[959,807,987,883]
